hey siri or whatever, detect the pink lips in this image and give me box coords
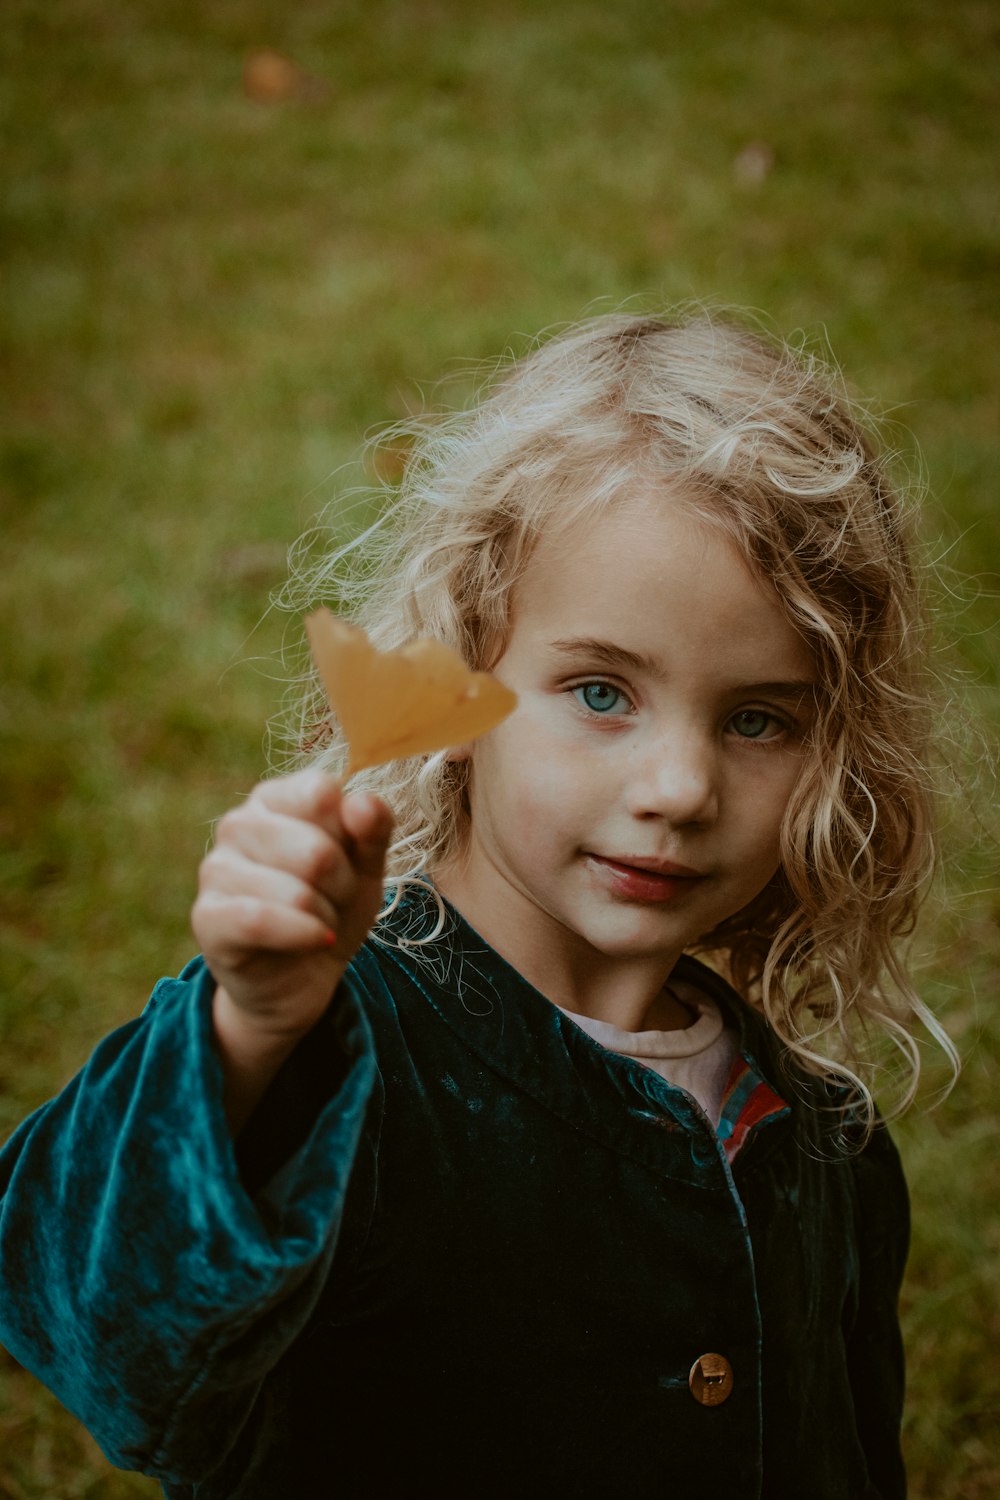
[588,854,705,904]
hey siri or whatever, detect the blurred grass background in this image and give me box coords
[1,0,997,1494]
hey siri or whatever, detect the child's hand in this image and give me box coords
[191,771,393,1128]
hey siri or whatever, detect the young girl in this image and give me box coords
[0,313,955,1498]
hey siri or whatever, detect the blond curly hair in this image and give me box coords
[279,310,957,1118]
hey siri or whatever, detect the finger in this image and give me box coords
[192,891,337,960]
[251,770,345,836]
[340,793,395,878]
[212,805,346,890]
[198,847,339,930]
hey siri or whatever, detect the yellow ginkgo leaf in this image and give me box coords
[305,611,518,775]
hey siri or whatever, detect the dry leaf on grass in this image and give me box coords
[306,611,517,775]
[243,49,328,104]
[244,50,300,102]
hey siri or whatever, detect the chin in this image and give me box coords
[578,922,685,962]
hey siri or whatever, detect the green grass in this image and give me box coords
[2,1,997,1494]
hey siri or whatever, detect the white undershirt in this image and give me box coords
[558,989,740,1128]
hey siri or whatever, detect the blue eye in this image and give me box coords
[574,682,630,715]
[729,709,780,740]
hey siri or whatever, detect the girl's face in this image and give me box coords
[443,492,816,1011]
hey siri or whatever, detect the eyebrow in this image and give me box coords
[548,637,816,702]
[550,637,660,674]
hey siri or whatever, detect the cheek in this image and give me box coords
[746,764,803,862]
[469,729,577,842]
[472,701,562,790]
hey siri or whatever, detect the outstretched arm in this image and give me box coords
[0,772,392,1484]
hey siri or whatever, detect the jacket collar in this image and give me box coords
[370,880,791,1171]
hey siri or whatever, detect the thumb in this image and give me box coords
[341,792,394,877]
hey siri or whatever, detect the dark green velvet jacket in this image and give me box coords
[0,888,908,1497]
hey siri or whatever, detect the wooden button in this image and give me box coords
[688,1353,734,1406]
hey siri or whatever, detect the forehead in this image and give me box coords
[508,493,814,681]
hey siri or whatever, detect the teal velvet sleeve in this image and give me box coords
[0,959,376,1484]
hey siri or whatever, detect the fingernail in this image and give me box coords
[325,929,338,948]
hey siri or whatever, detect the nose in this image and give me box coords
[623,727,720,826]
